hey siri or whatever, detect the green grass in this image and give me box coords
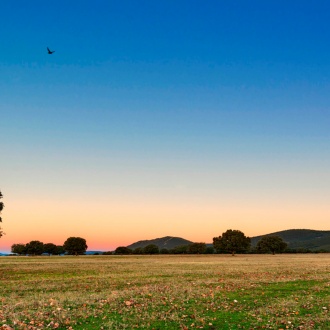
[0,254,329,329]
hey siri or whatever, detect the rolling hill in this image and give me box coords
[127,236,193,250]
[127,230,330,252]
[251,229,330,251]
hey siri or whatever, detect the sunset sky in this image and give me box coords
[1,1,330,252]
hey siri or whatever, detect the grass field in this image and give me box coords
[0,254,329,329]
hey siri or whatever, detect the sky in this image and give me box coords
[1,1,330,252]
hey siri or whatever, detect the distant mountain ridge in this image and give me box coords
[251,229,330,251]
[127,236,193,250]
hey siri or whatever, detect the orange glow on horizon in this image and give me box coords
[0,193,329,253]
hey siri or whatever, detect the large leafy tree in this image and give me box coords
[132,247,144,254]
[187,243,207,254]
[0,190,4,238]
[43,243,58,256]
[63,237,87,255]
[213,229,251,256]
[55,245,66,255]
[114,246,132,255]
[256,235,287,254]
[143,244,159,254]
[11,243,27,255]
[26,240,44,255]
[170,245,188,254]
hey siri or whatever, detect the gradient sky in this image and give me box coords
[1,1,330,252]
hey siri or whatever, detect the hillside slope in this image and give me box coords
[251,229,330,251]
[127,236,193,250]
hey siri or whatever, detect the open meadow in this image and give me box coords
[0,254,329,329]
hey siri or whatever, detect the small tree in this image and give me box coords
[213,229,251,256]
[256,235,287,254]
[160,248,169,254]
[143,244,159,254]
[170,245,188,254]
[55,245,66,255]
[205,246,214,254]
[0,190,4,238]
[26,240,44,255]
[63,237,87,256]
[43,243,58,256]
[11,243,27,255]
[187,243,207,254]
[133,247,144,255]
[114,246,132,255]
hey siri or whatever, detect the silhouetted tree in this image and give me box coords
[187,242,207,254]
[11,243,27,255]
[213,229,251,256]
[43,243,58,256]
[256,235,287,254]
[143,244,159,254]
[55,245,66,255]
[170,245,188,254]
[63,237,87,255]
[160,248,169,254]
[204,246,214,254]
[114,246,132,255]
[26,240,44,255]
[133,247,144,255]
[0,190,4,238]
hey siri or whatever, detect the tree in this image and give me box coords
[213,229,251,256]
[11,243,27,255]
[143,244,159,254]
[133,247,144,255]
[170,245,188,254]
[63,237,87,255]
[160,248,169,254]
[187,243,207,254]
[0,190,4,222]
[114,246,132,255]
[204,246,214,254]
[26,240,44,255]
[43,243,58,256]
[0,190,4,238]
[256,235,287,254]
[55,245,66,255]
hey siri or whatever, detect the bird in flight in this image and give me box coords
[47,47,55,54]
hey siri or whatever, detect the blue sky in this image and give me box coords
[1,1,330,251]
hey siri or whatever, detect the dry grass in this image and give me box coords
[0,254,329,329]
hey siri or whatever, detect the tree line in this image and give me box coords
[109,242,215,255]
[0,190,4,238]
[11,237,87,256]
[10,230,289,256]
[109,230,289,255]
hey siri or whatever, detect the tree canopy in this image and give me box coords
[213,229,251,256]
[0,190,4,238]
[187,243,207,254]
[25,240,44,255]
[143,244,159,254]
[115,246,132,255]
[11,243,27,255]
[256,235,288,254]
[43,243,58,256]
[63,237,88,255]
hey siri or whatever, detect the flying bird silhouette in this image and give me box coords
[47,47,55,54]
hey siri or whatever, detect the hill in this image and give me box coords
[127,230,330,252]
[251,229,330,251]
[127,236,193,250]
